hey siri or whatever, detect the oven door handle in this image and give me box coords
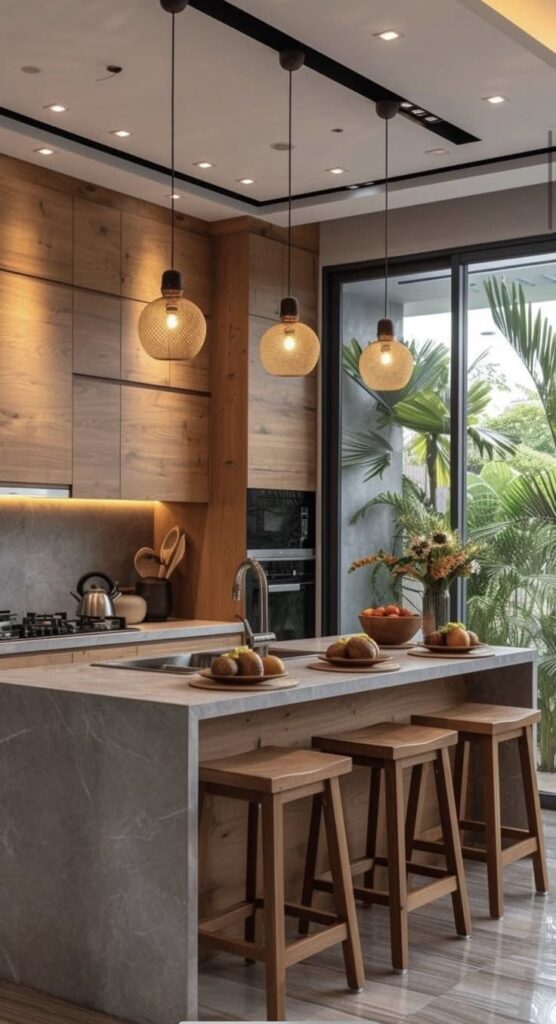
[268,582,302,593]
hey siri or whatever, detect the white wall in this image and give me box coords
[320,182,552,268]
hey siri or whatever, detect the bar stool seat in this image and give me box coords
[302,722,471,973]
[412,703,549,918]
[199,745,365,1021]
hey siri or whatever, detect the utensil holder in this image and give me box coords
[136,578,172,621]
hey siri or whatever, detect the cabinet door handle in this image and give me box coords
[268,583,302,593]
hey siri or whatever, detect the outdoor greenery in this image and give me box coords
[343,279,556,771]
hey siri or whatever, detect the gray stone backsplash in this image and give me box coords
[0,501,154,616]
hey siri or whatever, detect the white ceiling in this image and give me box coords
[0,0,554,223]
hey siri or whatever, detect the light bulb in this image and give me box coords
[380,344,393,365]
[166,311,178,329]
[283,333,296,352]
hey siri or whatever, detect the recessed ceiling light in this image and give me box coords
[347,184,359,190]
[194,160,214,168]
[166,192,181,199]
[45,103,67,113]
[110,129,132,138]
[327,167,347,175]
[237,177,255,185]
[34,147,54,156]
[424,115,439,122]
[426,147,448,155]
[400,101,413,109]
[374,30,402,41]
[483,95,507,104]
[411,109,425,116]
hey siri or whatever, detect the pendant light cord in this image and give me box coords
[287,68,293,296]
[384,115,389,318]
[170,11,176,268]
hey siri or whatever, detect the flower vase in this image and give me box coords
[422,586,450,638]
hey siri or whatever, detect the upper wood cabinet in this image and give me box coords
[0,175,73,284]
[73,378,120,499]
[121,385,209,502]
[73,199,121,295]
[248,316,317,491]
[174,227,212,315]
[121,212,170,302]
[0,273,72,483]
[120,297,170,387]
[73,290,121,379]
[248,233,318,328]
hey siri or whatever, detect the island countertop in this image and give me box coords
[0,641,536,715]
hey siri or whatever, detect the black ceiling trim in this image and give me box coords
[2,105,553,210]
[0,106,259,207]
[188,0,479,146]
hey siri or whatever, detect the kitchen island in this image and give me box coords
[0,641,536,1024]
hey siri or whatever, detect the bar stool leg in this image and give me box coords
[519,725,549,894]
[481,735,504,918]
[453,739,470,823]
[299,793,322,936]
[363,766,382,890]
[384,761,409,973]
[245,801,259,959]
[433,748,471,937]
[404,763,423,859]
[261,796,286,1022]
[322,777,365,992]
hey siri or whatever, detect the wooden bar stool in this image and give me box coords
[301,723,471,973]
[198,746,365,1022]
[412,703,549,919]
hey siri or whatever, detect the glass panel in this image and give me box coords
[465,255,556,793]
[339,268,452,632]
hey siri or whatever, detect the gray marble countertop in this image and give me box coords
[0,619,241,657]
[0,640,536,719]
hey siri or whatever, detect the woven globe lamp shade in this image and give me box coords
[138,271,207,360]
[259,297,320,377]
[359,319,414,391]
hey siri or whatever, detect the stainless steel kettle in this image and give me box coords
[71,571,121,619]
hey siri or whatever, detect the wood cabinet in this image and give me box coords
[0,174,73,283]
[73,378,121,498]
[73,199,121,295]
[248,316,317,490]
[0,273,72,484]
[73,290,121,379]
[121,385,209,501]
[121,212,170,302]
[121,297,170,387]
[248,233,317,328]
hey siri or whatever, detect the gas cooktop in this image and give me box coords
[0,611,136,641]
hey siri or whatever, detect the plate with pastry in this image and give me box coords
[200,646,289,682]
[416,622,492,656]
[319,634,392,667]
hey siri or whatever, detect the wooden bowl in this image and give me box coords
[358,612,422,645]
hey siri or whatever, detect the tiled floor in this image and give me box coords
[198,810,556,1023]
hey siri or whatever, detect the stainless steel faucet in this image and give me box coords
[232,557,275,653]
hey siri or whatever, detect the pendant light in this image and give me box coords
[138,0,207,361]
[359,100,414,391]
[259,50,320,377]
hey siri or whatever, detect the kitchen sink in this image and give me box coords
[95,646,320,674]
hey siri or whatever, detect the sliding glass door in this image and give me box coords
[323,241,556,799]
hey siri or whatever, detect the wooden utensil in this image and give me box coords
[158,526,181,577]
[165,533,186,579]
[134,547,162,578]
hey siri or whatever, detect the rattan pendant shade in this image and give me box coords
[358,318,414,391]
[260,298,320,376]
[259,50,321,377]
[358,101,414,392]
[138,1,206,361]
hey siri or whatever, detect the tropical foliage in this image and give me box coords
[344,276,556,771]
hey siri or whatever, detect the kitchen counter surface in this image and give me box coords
[0,618,240,657]
[0,640,536,713]
[0,639,537,1024]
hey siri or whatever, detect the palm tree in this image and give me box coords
[343,338,516,511]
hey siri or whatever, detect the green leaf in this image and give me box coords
[342,429,392,481]
[391,391,449,433]
[501,468,556,522]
